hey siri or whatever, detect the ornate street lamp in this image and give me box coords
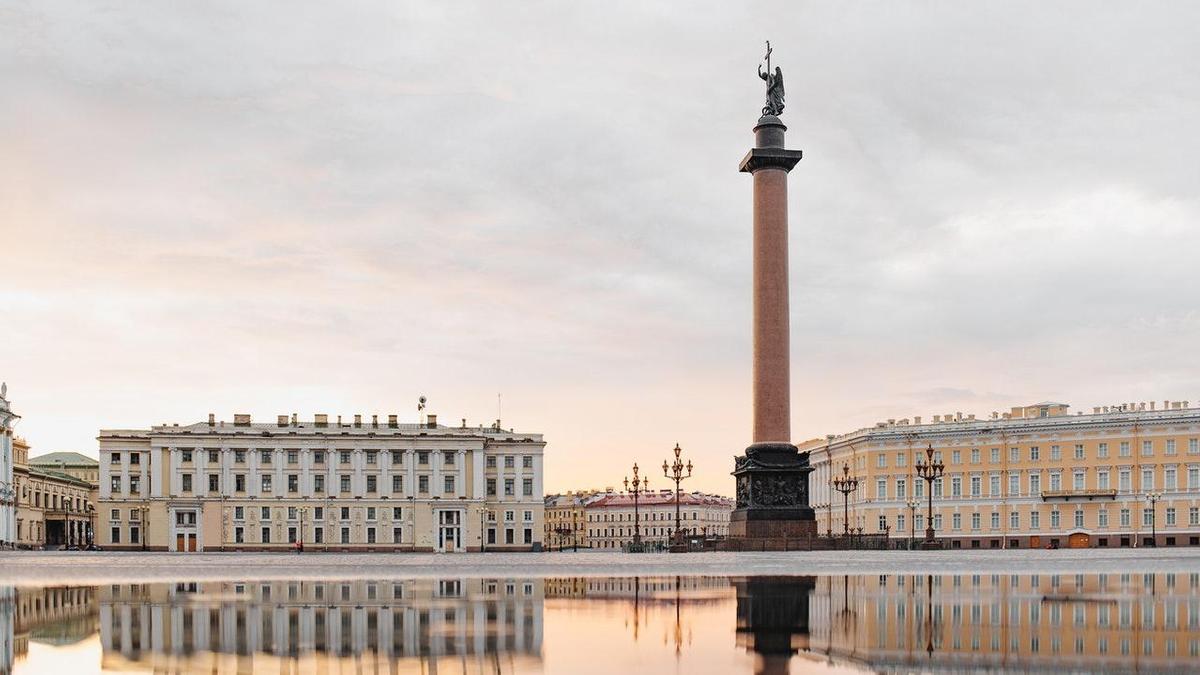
[624,463,650,547]
[832,464,859,536]
[915,444,945,549]
[906,499,920,550]
[1145,490,1163,547]
[662,444,693,542]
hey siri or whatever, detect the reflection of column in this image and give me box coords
[1,587,15,675]
[733,576,816,675]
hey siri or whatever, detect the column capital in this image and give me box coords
[739,147,803,174]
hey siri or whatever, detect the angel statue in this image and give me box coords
[758,41,785,116]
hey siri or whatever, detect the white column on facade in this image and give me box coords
[249,451,260,498]
[533,454,544,501]
[169,448,180,496]
[472,449,485,499]
[381,450,391,497]
[274,448,284,500]
[432,451,442,498]
[456,450,466,498]
[406,450,415,498]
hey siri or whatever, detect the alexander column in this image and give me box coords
[730,43,816,545]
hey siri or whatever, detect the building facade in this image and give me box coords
[585,491,733,549]
[0,383,18,548]
[13,442,97,549]
[28,451,100,484]
[98,412,545,552]
[805,400,1200,548]
[543,490,604,549]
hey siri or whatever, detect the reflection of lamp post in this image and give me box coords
[1145,491,1163,547]
[915,445,945,548]
[662,444,693,542]
[832,464,859,536]
[624,462,649,547]
[925,573,935,658]
[906,499,920,550]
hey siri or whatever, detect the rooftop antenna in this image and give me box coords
[497,392,502,429]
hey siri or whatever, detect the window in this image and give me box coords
[418,475,429,493]
[261,506,271,519]
[1191,467,1200,489]
[367,475,377,493]
[951,477,962,497]
[1009,474,1020,496]
[314,507,323,520]
[1099,509,1108,528]
[260,450,272,464]
[1010,447,1019,462]
[971,512,981,530]
[1120,442,1131,458]
[877,453,886,468]
[970,476,981,497]
[314,475,325,493]
[1143,440,1154,457]
[1166,467,1177,490]
[504,456,515,469]
[1142,468,1154,491]
[1049,473,1061,491]
[418,452,429,465]
[444,452,455,466]
[181,449,193,463]
[261,475,272,493]
[1120,508,1131,527]
[523,455,533,469]
[505,478,515,496]
[234,527,244,543]
[1030,511,1040,529]
[340,451,351,465]
[1010,511,1020,529]
[1050,510,1061,529]
[1098,470,1110,490]
[486,455,496,468]
[111,452,121,464]
[111,527,120,543]
[287,506,297,520]
[366,451,377,465]
[314,527,323,543]
[366,507,376,521]
[506,528,515,544]
[990,475,1000,496]
[444,476,455,493]
[971,448,980,464]
[523,478,533,496]
[1074,472,1085,491]
[1166,440,1177,456]
[896,453,907,467]
[393,527,403,543]
[288,474,299,493]
[952,450,961,465]
[208,449,219,463]
[952,513,962,530]
[208,474,219,492]
[1030,446,1040,461]
[287,450,298,464]
[1075,508,1084,528]
[1074,444,1085,460]
[181,474,193,492]
[234,450,246,463]
[992,511,1000,529]
[339,507,349,520]
[392,475,403,493]
[1144,508,1154,527]
[340,475,351,493]
[261,527,271,543]
[524,510,533,522]
[1120,470,1131,492]
[1098,443,1109,459]
[1190,507,1199,526]
[487,478,496,496]
[392,507,402,519]
[110,476,122,492]
[1050,445,1061,461]
[341,527,350,544]
[896,478,907,498]
[235,474,246,492]
[314,450,325,464]
[1167,507,1177,526]
[524,528,533,544]
[1190,439,1199,455]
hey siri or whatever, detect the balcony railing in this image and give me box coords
[1041,489,1118,501]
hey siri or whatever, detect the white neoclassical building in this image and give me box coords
[98,412,545,552]
[0,383,19,548]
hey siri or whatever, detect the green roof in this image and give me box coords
[28,451,98,467]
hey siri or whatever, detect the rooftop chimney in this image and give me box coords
[388,415,398,428]
[207,413,216,426]
[353,414,362,428]
[277,415,288,427]
[291,413,298,425]
[372,414,378,428]
[426,414,437,429]
[315,414,328,428]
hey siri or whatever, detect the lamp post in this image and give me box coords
[915,444,945,549]
[832,464,859,536]
[298,506,307,553]
[906,499,920,551]
[1145,491,1163,547]
[662,444,693,543]
[624,462,649,547]
[140,504,149,551]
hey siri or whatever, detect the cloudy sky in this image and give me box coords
[3,2,1199,494]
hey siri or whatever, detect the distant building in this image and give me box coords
[805,400,1200,549]
[13,442,97,548]
[585,491,733,549]
[28,452,100,484]
[0,383,20,548]
[544,490,605,549]
[98,412,545,552]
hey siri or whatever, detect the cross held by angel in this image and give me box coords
[759,41,785,117]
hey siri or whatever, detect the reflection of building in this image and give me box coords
[99,578,543,672]
[14,440,97,549]
[545,576,732,601]
[809,572,1200,672]
[0,585,98,671]
[806,401,1200,548]
[0,383,19,548]
[585,491,733,549]
[544,490,603,549]
[98,412,545,552]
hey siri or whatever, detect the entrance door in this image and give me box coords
[176,533,185,551]
[437,511,462,552]
[1068,532,1090,549]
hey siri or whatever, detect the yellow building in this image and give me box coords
[543,490,603,549]
[12,440,97,549]
[98,412,546,552]
[804,400,1200,549]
